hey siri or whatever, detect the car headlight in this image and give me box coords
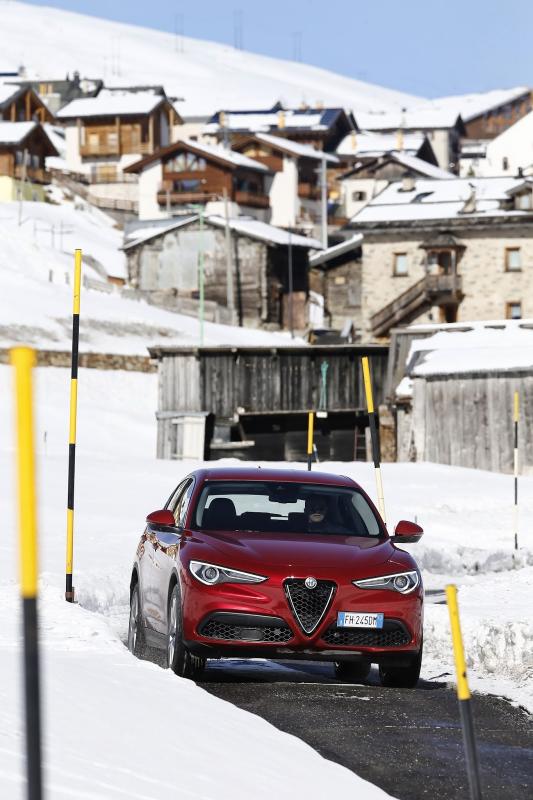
[189,560,267,586]
[353,570,420,594]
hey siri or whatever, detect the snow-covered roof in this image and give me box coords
[429,87,530,123]
[349,176,529,225]
[0,121,36,144]
[390,152,455,179]
[123,215,322,251]
[126,138,269,174]
[309,234,363,267]
[406,320,533,379]
[204,107,351,135]
[336,130,425,156]
[242,133,339,163]
[57,90,168,118]
[0,82,21,106]
[357,106,463,131]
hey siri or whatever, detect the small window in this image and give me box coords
[393,253,408,276]
[506,302,522,319]
[15,150,23,165]
[502,157,509,171]
[107,131,118,147]
[352,190,366,202]
[89,133,99,147]
[32,154,40,169]
[505,248,521,271]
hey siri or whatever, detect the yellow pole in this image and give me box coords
[446,585,482,799]
[66,248,82,602]
[361,356,386,521]
[10,346,44,800]
[307,411,314,471]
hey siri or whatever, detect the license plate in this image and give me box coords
[337,612,384,629]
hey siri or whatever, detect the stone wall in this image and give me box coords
[0,349,156,372]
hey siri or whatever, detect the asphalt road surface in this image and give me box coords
[200,659,533,800]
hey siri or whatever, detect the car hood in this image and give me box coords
[188,529,403,573]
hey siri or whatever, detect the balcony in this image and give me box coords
[14,165,51,184]
[234,190,269,209]
[79,141,152,158]
[157,190,219,206]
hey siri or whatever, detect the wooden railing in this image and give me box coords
[370,273,463,337]
[79,141,152,157]
[234,190,269,208]
[298,183,321,200]
[14,165,51,184]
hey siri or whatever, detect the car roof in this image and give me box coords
[190,466,360,489]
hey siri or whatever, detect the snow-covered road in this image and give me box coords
[0,365,531,797]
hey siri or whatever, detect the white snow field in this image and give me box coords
[0,198,304,354]
[0,2,420,117]
[0,364,532,797]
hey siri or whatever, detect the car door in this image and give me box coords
[152,478,195,634]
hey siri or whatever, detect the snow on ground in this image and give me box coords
[1,3,421,118]
[0,201,305,354]
[0,364,531,796]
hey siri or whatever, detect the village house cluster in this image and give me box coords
[2,66,533,339]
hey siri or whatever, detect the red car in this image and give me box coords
[128,467,424,687]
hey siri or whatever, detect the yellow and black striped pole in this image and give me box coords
[513,391,519,551]
[307,411,314,471]
[446,585,483,800]
[361,356,386,522]
[10,347,44,800]
[66,249,82,602]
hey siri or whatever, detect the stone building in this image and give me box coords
[346,175,533,341]
[123,215,321,330]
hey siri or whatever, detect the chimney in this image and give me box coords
[278,110,286,129]
[396,107,406,151]
[401,175,415,192]
[461,184,477,214]
[315,100,324,110]
[351,131,357,151]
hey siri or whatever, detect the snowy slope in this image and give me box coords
[0,198,306,353]
[0,2,421,117]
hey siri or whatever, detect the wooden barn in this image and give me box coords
[394,321,533,472]
[148,344,388,462]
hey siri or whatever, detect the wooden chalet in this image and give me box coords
[124,138,272,220]
[204,104,357,152]
[57,90,182,181]
[0,83,54,123]
[0,122,58,200]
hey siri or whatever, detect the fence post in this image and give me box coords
[66,249,82,602]
[307,411,314,471]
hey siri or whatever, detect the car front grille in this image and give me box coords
[199,619,293,643]
[322,620,411,647]
[284,578,336,635]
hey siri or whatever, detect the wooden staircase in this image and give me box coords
[370,274,463,337]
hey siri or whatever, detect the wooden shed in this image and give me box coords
[149,344,389,462]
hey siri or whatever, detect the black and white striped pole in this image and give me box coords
[361,356,386,522]
[66,249,81,602]
[446,584,483,800]
[10,347,44,800]
[513,391,519,551]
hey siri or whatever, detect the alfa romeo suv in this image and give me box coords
[128,467,424,686]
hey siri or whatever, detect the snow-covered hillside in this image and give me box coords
[0,2,421,116]
[0,198,305,354]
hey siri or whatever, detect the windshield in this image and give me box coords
[194,481,382,537]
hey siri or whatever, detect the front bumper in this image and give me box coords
[182,571,423,663]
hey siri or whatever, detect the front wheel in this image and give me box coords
[379,641,423,689]
[167,584,205,679]
[128,583,146,659]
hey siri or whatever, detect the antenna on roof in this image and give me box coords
[233,9,244,50]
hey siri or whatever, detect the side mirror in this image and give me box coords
[146,509,177,530]
[391,519,423,544]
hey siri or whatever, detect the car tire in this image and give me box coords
[167,584,205,679]
[334,661,371,683]
[379,640,423,689]
[128,583,146,659]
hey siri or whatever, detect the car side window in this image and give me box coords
[174,479,194,527]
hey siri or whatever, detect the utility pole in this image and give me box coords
[288,228,294,338]
[223,186,235,324]
[320,154,328,250]
[198,207,205,346]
